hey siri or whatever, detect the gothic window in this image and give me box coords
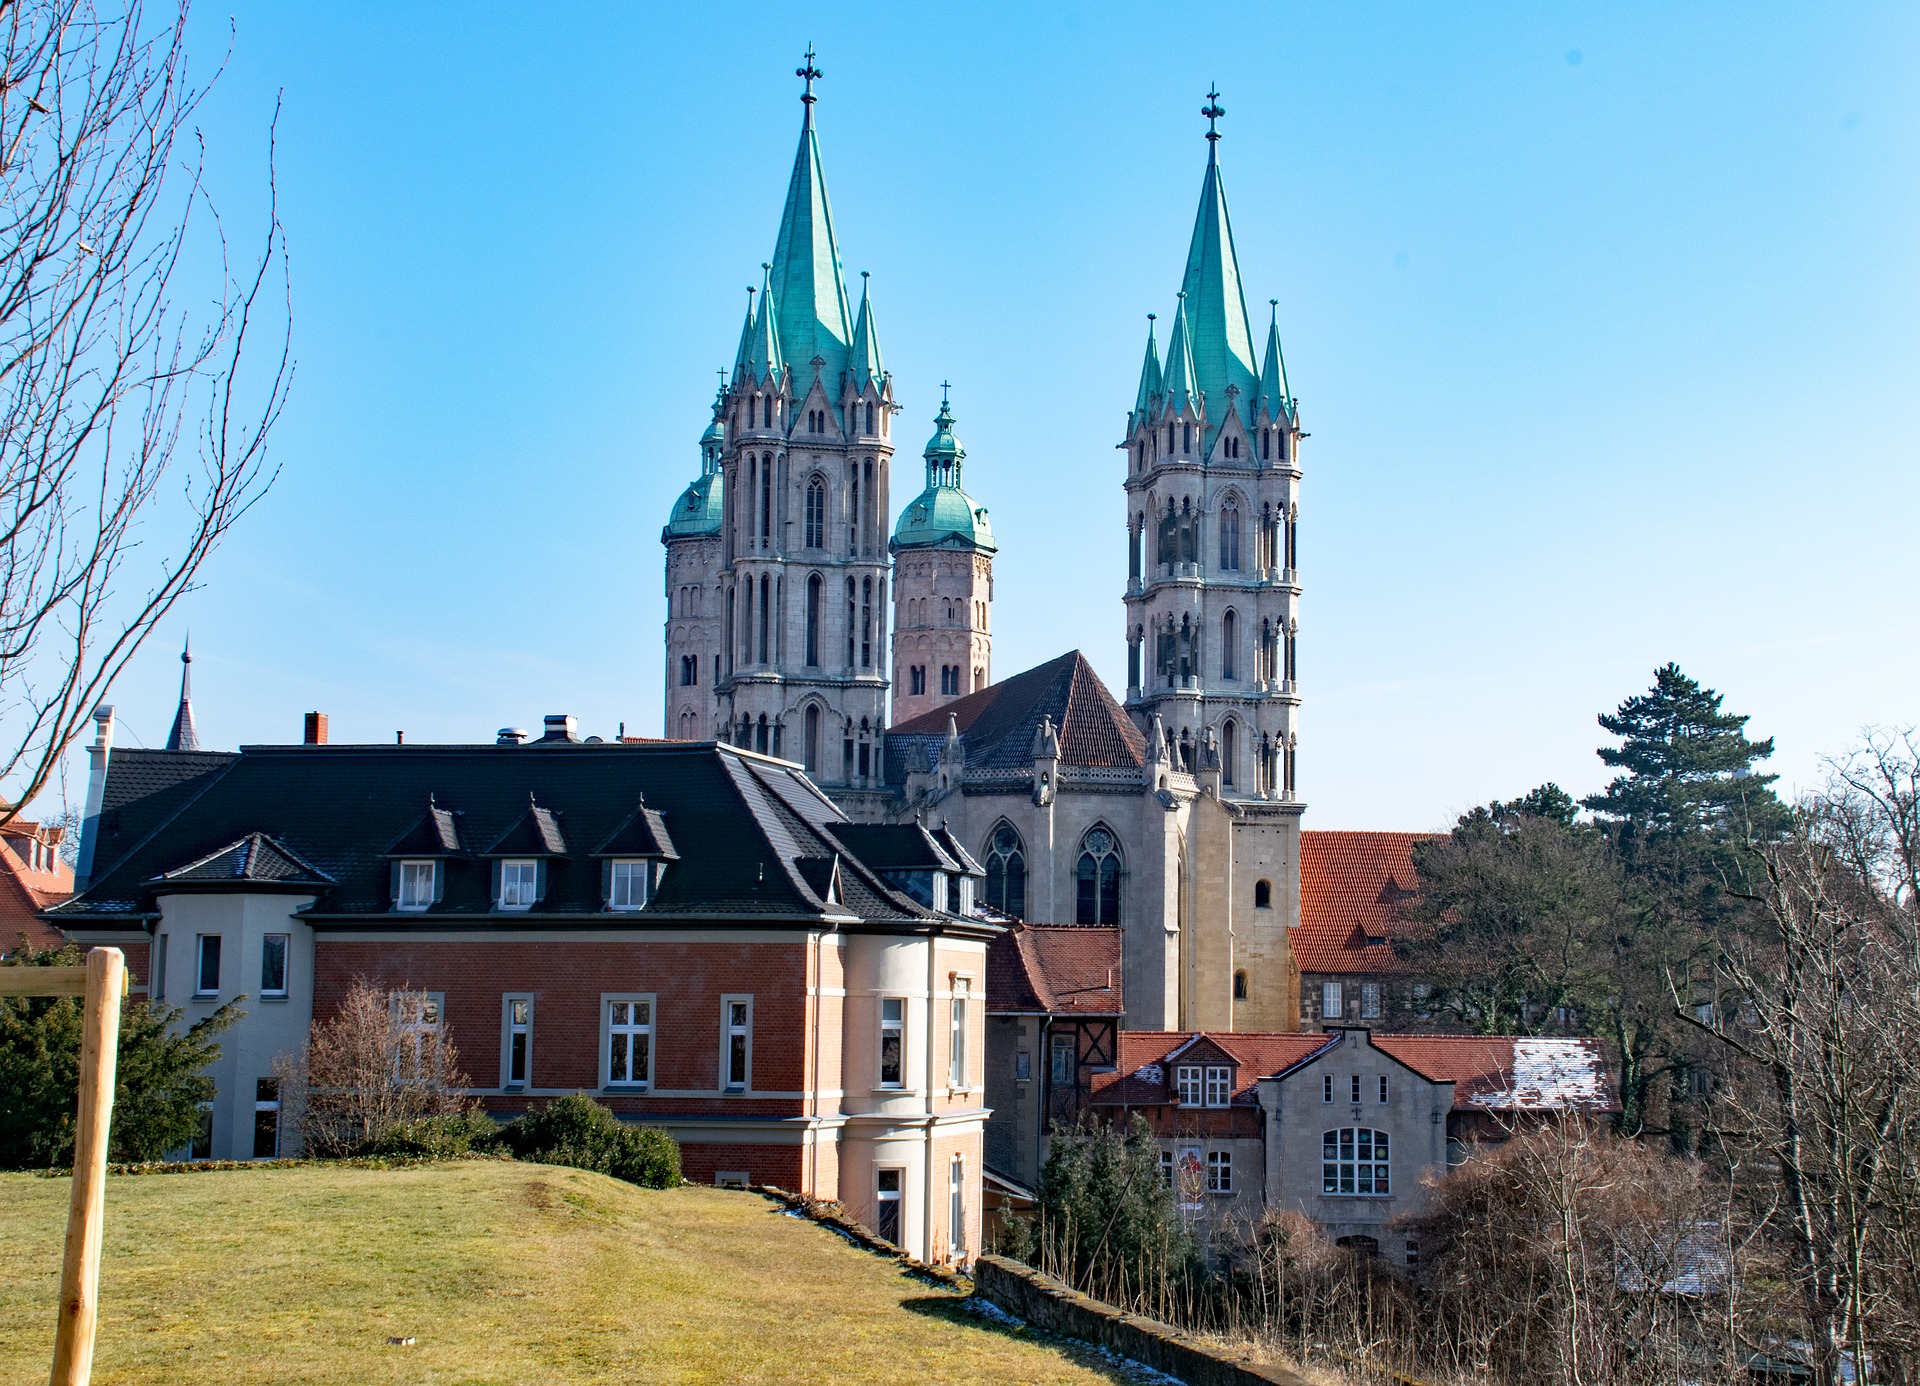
[1221,719,1236,787]
[849,466,860,554]
[1222,610,1236,680]
[1075,826,1123,926]
[863,460,875,554]
[1182,422,1191,453]
[755,714,769,754]
[845,579,856,668]
[1219,500,1241,572]
[857,717,872,780]
[740,580,753,663]
[805,478,826,549]
[984,823,1026,920]
[1157,500,1175,573]
[861,578,873,667]
[865,402,874,434]
[1178,498,1196,566]
[910,666,925,696]
[1167,422,1175,454]
[973,666,983,691]
[1262,430,1271,461]
[757,575,771,664]
[805,574,822,667]
[1285,625,1297,683]
[1127,629,1142,688]
[1287,510,1298,571]
[1129,518,1142,581]
[804,705,820,772]
[759,456,772,542]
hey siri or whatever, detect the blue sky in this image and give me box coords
[75,2,1920,830]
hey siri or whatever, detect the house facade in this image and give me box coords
[1091,1027,1618,1263]
[54,709,1001,1265]
[0,814,73,954]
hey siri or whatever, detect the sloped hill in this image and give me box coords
[0,1161,1144,1385]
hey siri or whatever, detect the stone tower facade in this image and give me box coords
[1121,104,1303,805]
[890,395,995,726]
[662,398,727,741]
[664,62,898,816]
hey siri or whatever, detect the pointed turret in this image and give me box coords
[1160,293,1199,418]
[1180,90,1259,431]
[849,271,884,395]
[166,638,200,752]
[731,287,756,382]
[768,55,854,392]
[744,263,784,385]
[1131,315,1162,425]
[1256,298,1291,422]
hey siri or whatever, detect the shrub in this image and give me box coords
[354,1109,501,1159]
[496,1094,680,1189]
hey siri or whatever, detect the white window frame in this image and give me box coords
[392,990,445,1076]
[1321,980,1343,1020]
[1322,1126,1392,1196]
[1361,981,1382,1019]
[502,994,533,1088]
[194,933,221,997]
[721,994,752,1092]
[875,1167,905,1245]
[253,1078,280,1159]
[603,994,655,1089]
[260,933,290,998]
[1203,1065,1233,1107]
[396,859,436,911]
[1175,1064,1204,1105]
[607,858,650,911]
[949,977,971,1090]
[1159,1149,1174,1187]
[1206,1149,1233,1194]
[949,1155,967,1259]
[879,996,906,1089]
[498,858,538,910]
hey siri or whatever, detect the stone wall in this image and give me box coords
[971,1255,1312,1386]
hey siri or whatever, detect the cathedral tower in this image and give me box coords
[890,392,995,725]
[662,391,727,740]
[666,52,897,815]
[1121,91,1302,803]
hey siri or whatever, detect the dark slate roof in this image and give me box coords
[483,800,568,856]
[593,798,678,859]
[384,803,466,857]
[886,651,1145,782]
[53,741,1000,935]
[153,832,334,889]
[827,822,970,873]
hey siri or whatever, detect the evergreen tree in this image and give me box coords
[1033,1114,1196,1310]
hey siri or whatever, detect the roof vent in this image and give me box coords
[497,727,528,745]
[540,714,578,744]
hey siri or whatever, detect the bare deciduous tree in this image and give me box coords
[0,0,289,822]
[275,981,470,1157]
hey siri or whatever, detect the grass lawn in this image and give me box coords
[0,1160,1153,1385]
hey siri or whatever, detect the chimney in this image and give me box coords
[541,714,578,743]
[496,727,528,746]
[75,704,115,888]
[303,712,329,746]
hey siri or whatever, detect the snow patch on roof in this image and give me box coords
[1469,1039,1610,1110]
[1134,1063,1163,1086]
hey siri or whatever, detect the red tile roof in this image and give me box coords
[1374,1034,1619,1112]
[0,820,72,952]
[987,925,1123,1015]
[1294,830,1435,976]
[1091,1030,1337,1106]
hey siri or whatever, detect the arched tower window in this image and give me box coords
[759,455,772,543]
[1233,970,1248,1001]
[805,477,826,549]
[757,574,771,664]
[805,573,822,667]
[1254,878,1272,909]
[1219,499,1241,571]
[860,578,873,667]
[1222,610,1237,681]
[1075,825,1123,926]
[1221,719,1237,787]
[804,704,821,772]
[845,579,856,668]
[984,822,1026,920]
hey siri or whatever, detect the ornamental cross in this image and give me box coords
[798,46,822,105]
[1202,85,1225,141]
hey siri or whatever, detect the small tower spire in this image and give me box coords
[1132,313,1162,423]
[1202,84,1225,160]
[166,636,200,752]
[797,44,821,122]
[850,270,884,394]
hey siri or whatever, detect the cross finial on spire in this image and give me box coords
[940,380,951,403]
[798,45,821,107]
[1202,85,1225,150]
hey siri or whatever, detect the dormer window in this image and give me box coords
[607,859,650,911]
[1175,1063,1233,1107]
[396,860,436,911]
[498,859,538,910]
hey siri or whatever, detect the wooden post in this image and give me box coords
[48,946,125,1386]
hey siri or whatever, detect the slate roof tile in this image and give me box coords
[888,651,1144,781]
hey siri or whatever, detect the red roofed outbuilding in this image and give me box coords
[1295,830,1436,1029]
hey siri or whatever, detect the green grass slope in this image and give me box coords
[0,1161,1140,1385]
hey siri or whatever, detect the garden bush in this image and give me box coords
[495,1094,680,1188]
[354,1109,502,1159]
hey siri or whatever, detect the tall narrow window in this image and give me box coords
[1219,501,1241,571]
[759,455,771,542]
[949,1156,966,1258]
[865,402,874,434]
[195,935,221,996]
[1074,826,1123,926]
[860,578,873,667]
[804,705,821,772]
[153,934,168,1002]
[503,997,532,1086]
[723,997,751,1091]
[606,999,653,1087]
[1322,980,1344,1020]
[1254,878,1272,908]
[845,579,856,667]
[1222,610,1236,680]
[1362,982,1382,1019]
[949,978,970,1088]
[741,579,754,662]
[876,1168,903,1245]
[984,823,1026,919]
[879,997,905,1087]
[1207,1150,1233,1193]
[1221,720,1236,788]
[849,468,861,553]
[758,574,771,664]
[253,1079,280,1158]
[805,478,826,549]
[260,934,289,997]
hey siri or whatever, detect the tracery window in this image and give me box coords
[805,574,822,667]
[984,823,1026,920]
[1219,500,1241,571]
[1075,825,1123,926]
[805,477,826,549]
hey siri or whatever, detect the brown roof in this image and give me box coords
[987,924,1123,1015]
[1294,830,1435,976]
[1373,1034,1620,1112]
[890,651,1144,774]
[1091,1030,1337,1106]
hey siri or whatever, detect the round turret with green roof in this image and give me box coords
[892,396,996,553]
[664,411,727,539]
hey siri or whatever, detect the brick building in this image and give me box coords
[1295,831,1436,1028]
[0,816,73,955]
[53,709,1001,1265]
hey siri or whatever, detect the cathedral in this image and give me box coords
[662,62,1307,1034]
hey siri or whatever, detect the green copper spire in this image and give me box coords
[768,48,855,390]
[666,394,727,538]
[1179,88,1259,428]
[1256,297,1292,420]
[1160,293,1199,417]
[745,263,784,384]
[850,271,884,394]
[1132,314,1162,423]
[731,286,756,381]
[894,388,995,553]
